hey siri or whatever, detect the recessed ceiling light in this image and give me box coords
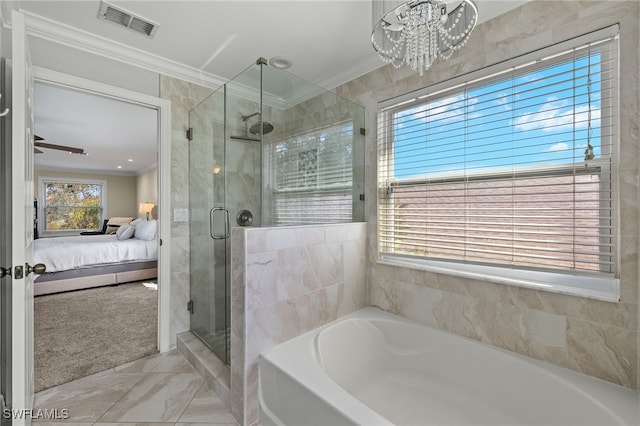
[269,56,292,69]
[128,159,133,162]
[117,165,122,169]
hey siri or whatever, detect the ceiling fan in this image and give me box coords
[34,135,86,155]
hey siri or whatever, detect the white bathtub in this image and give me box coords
[259,307,639,426]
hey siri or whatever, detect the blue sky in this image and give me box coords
[392,53,603,180]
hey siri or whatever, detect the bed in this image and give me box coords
[33,229,158,296]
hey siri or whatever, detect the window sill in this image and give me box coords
[377,254,620,303]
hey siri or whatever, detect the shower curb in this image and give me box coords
[177,331,232,411]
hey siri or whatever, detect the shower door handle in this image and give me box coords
[209,207,230,239]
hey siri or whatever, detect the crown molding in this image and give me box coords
[222,81,278,110]
[136,162,158,176]
[3,7,382,105]
[0,1,18,28]
[34,165,139,177]
[13,9,226,90]
[313,53,383,91]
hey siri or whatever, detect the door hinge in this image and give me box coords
[359,194,365,201]
[0,392,6,417]
[159,238,163,246]
[187,300,194,314]
[0,266,10,279]
[14,265,23,280]
[186,128,193,141]
[360,127,366,136]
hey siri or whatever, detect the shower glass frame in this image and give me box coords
[188,59,365,364]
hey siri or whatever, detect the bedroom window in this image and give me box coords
[265,122,355,225]
[377,27,620,300]
[40,178,106,232]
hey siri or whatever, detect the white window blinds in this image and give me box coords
[266,123,354,225]
[378,31,618,277]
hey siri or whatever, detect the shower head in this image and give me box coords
[249,121,274,135]
[241,112,260,122]
[230,112,274,141]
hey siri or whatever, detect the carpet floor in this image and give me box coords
[34,281,158,392]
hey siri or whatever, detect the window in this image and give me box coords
[40,178,106,232]
[377,27,619,299]
[265,122,354,225]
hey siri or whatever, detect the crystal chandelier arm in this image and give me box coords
[371,0,478,75]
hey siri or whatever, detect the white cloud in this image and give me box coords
[546,142,569,152]
[495,92,511,110]
[397,93,466,128]
[427,94,466,123]
[514,98,600,132]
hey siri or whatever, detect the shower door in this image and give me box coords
[189,88,230,364]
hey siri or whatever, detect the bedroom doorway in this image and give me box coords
[31,67,171,390]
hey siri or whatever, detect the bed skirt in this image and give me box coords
[34,260,157,296]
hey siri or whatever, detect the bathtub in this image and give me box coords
[259,307,639,426]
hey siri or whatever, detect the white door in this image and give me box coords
[11,10,39,421]
[0,8,7,412]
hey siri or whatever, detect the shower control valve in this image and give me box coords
[236,210,253,226]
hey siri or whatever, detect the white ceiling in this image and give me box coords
[13,0,528,175]
[34,82,158,174]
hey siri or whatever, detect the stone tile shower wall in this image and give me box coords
[260,92,365,226]
[225,100,282,229]
[277,92,366,223]
[159,76,213,346]
[230,223,367,425]
[188,91,220,340]
[336,0,639,389]
[160,77,271,353]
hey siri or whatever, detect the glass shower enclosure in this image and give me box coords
[188,58,364,363]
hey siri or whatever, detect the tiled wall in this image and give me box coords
[276,93,366,224]
[159,76,213,346]
[230,223,367,425]
[189,87,264,348]
[336,0,639,390]
[159,74,368,426]
[161,5,637,425]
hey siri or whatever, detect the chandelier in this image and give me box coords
[371,0,478,75]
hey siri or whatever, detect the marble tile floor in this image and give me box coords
[33,349,239,426]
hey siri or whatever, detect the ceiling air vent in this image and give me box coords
[98,1,159,38]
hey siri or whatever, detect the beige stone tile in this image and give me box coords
[94,423,168,426]
[619,235,640,304]
[245,226,324,254]
[97,373,203,423]
[637,329,640,391]
[275,247,311,300]
[114,351,165,373]
[477,301,567,367]
[150,349,197,373]
[567,318,637,388]
[307,242,344,288]
[176,424,238,426]
[344,0,640,393]
[326,281,367,320]
[33,423,93,426]
[33,372,144,422]
[245,251,278,309]
[177,384,237,424]
[325,222,366,243]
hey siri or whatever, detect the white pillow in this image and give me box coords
[116,224,135,240]
[130,218,144,227]
[134,219,157,241]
